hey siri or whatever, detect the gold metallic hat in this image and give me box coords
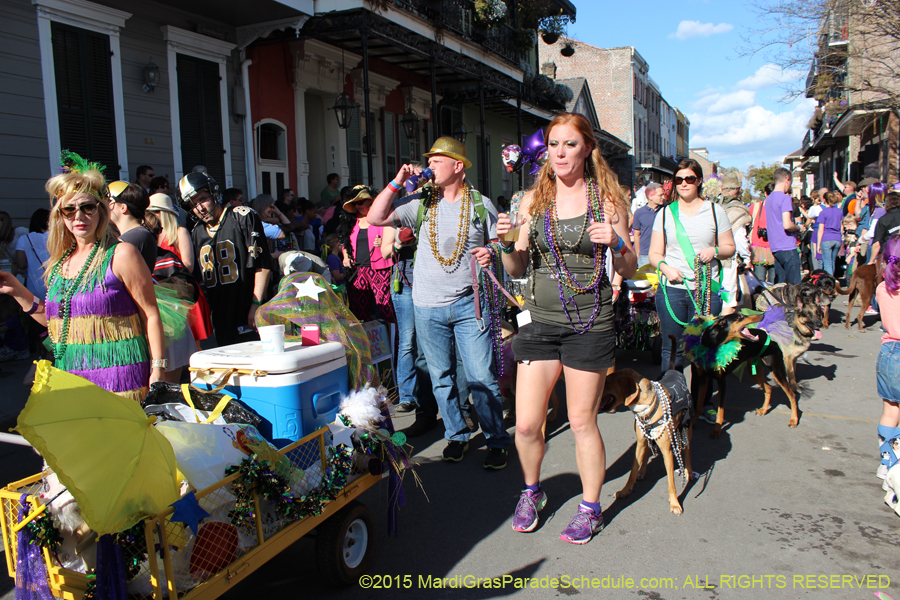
[422,136,471,169]
[343,185,374,213]
[107,180,129,199]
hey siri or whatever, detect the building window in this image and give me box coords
[51,22,118,175]
[176,53,225,187]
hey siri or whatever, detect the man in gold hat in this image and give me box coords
[369,136,511,469]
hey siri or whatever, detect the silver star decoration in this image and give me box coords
[292,276,326,301]
[328,421,355,448]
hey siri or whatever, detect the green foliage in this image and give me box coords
[742,189,752,204]
[746,162,781,195]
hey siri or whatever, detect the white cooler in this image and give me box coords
[190,340,348,448]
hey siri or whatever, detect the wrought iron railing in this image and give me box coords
[390,0,521,65]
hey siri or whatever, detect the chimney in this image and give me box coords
[541,61,557,79]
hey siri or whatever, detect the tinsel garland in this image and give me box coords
[224,447,354,528]
[23,512,62,551]
[113,523,148,582]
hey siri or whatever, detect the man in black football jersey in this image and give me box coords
[177,173,273,346]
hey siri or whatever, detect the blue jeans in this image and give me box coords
[415,295,510,448]
[654,285,723,372]
[821,241,840,276]
[773,249,801,284]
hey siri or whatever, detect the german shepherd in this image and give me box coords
[803,270,839,327]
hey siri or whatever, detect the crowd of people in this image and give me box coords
[1,109,899,544]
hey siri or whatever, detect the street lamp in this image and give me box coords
[452,122,468,144]
[400,107,419,140]
[330,92,359,130]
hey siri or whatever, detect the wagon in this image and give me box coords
[1,424,384,600]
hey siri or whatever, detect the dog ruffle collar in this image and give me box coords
[681,316,742,373]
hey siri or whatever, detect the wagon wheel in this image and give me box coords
[316,500,374,586]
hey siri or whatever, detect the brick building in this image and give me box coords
[539,39,686,188]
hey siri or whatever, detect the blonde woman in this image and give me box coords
[0,155,165,399]
[475,113,636,544]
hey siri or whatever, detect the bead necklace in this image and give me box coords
[427,184,471,271]
[529,178,608,334]
[479,244,507,377]
[692,256,712,316]
[47,242,101,360]
[634,382,688,484]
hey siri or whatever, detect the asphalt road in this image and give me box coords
[1,302,897,600]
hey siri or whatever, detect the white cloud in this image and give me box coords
[687,97,816,167]
[693,90,757,115]
[669,20,734,40]
[737,64,807,91]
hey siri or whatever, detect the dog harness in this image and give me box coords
[634,371,693,483]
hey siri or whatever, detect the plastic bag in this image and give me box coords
[143,382,261,427]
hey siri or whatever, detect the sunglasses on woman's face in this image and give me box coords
[59,202,99,219]
[674,176,700,185]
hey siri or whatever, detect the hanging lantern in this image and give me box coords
[400,107,419,140]
[330,92,359,130]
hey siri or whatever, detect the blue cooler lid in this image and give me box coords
[189,340,346,374]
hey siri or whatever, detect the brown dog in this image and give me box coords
[837,263,882,331]
[600,337,694,515]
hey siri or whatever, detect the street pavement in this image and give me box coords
[0,302,897,600]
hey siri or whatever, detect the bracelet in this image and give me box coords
[251,299,262,306]
[714,246,719,258]
[25,296,40,315]
[388,180,402,192]
[499,242,515,254]
[611,234,625,253]
[151,358,168,369]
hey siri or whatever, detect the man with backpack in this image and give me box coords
[368,137,511,470]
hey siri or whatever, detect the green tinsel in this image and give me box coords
[24,512,63,551]
[225,446,354,528]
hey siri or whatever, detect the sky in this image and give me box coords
[565,0,816,172]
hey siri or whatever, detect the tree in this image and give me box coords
[746,162,781,195]
[741,0,900,108]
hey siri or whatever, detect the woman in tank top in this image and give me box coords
[474,113,636,544]
[0,153,165,400]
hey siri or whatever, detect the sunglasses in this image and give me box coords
[674,176,700,185]
[59,202,99,219]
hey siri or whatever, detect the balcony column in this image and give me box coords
[516,92,523,191]
[479,81,487,194]
[293,81,310,198]
[430,56,439,138]
[361,21,374,187]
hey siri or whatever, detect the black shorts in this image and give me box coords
[511,320,615,371]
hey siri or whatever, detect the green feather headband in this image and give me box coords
[58,149,108,202]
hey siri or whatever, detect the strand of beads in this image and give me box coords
[692,256,712,316]
[428,184,471,271]
[47,242,101,360]
[479,243,507,377]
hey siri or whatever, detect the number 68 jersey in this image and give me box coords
[192,205,273,333]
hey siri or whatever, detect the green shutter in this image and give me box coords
[52,22,118,174]
[177,54,225,186]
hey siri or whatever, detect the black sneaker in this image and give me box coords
[395,401,416,413]
[442,441,468,462]
[402,416,437,438]
[483,448,508,470]
[463,411,480,433]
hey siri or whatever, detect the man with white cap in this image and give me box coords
[367,137,511,470]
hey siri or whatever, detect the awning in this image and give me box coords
[831,108,892,137]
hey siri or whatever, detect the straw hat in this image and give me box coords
[147,193,178,215]
[342,185,375,213]
[422,136,471,169]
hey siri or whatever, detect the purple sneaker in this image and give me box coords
[559,505,603,545]
[512,489,548,532]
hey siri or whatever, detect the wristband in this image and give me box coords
[499,242,515,254]
[251,299,262,306]
[611,234,625,253]
[714,246,719,258]
[388,180,402,192]
[151,358,168,369]
[25,296,40,315]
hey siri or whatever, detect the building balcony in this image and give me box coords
[637,150,660,167]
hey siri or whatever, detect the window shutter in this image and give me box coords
[383,110,396,180]
[346,107,362,186]
[398,122,411,166]
[177,54,225,186]
[52,22,118,174]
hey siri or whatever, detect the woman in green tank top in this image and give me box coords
[473,113,636,544]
